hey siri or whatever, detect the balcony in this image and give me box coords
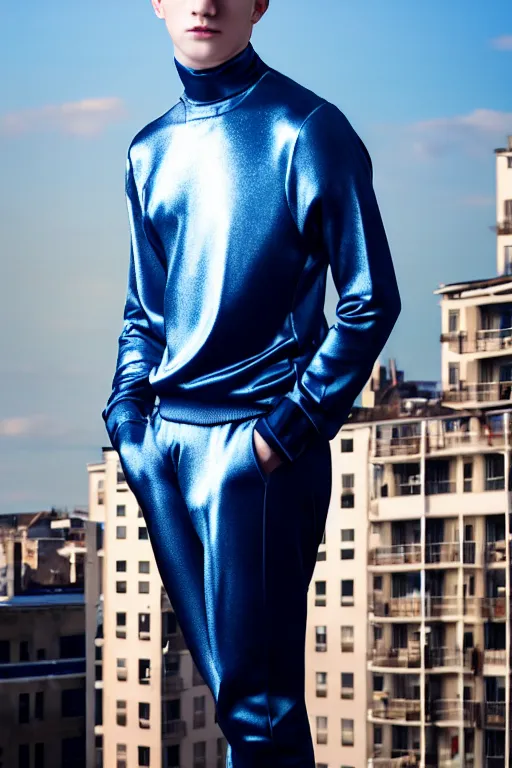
[369,645,421,669]
[442,380,512,405]
[425,646,469,669]
[371,698,421,722]
[375,436,421,458]
[481,597,507,620]
[369,544,422,567]
[485,702,506,728]
[425,542,459,564]
[371,596,421,619]
[425,595,479,619]
[485,541,507,564]
[162,674,185,695]
[371,750,420,767]
[428,699,481,725]
[442,328,512,355]
[161,718,187,741]
[484,649,507,666]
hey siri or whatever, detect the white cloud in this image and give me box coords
[490,34,512,51]
[0,97,127,138]
[406,108,512,158]
[0,414,64,437]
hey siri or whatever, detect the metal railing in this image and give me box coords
[371,698,421,722]
[369,544,422,566]
[371,596,422,618]
[442,380,512,404]
[369,646,421,668]
[428,699,481,724]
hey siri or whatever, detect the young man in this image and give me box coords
[102,1,401,766]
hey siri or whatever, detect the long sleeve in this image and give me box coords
[254,101,401,463]
[102,151,167,450]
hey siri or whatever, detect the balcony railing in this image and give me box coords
[161,719,187,739]
[371,750,420,767]
[442,380,512,404]
[425,542,459,563]
[425,646,470,669]
[484,649,507,666]
[371,698,421,722]
[425,595,478,618]
[369,646,421,668]
[371,596,421,618]
[481,597,507,619]
[425,479,456,495]
[485,541,507,563]
[429,699,481,724]
[369,544,422,566]
[485,701,506,727]
[375,436,421,457]
[496,218,512,235]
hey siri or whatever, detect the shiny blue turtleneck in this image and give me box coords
[102,38,401,463]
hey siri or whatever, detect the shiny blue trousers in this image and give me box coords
[124,408,332,768]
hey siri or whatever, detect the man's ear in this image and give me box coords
[151,0,165,20]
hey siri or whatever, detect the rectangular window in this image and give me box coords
[341,438,353,452]
[341,529,354,542]
[35,691,44,720]
[116,581,127,594]
[341,672,354,699]
[138,746,150,767]
[116,505,126,517]
[139,659,151,685]
[117,658,127,682]
[342,474,354,489]
[138,581,150,594]
[315,625,327,651]
[341,718,354,746]
[448,309,459,332]
[35,742,45,768]
[315,580,327,606]
[116,612,127,639]
[341,580,354,606]
[193,695,206,729]
[19,692,30,723]
[139,702,150,725]
[138,527,149,540]
[116,560,127,572]
[138,561,150,574]
[19,745,30,768]
[116,700,127,727]
[448,362,460,388]
[341,626,354,652]
[116,526,127,540]
[341,549,354,560]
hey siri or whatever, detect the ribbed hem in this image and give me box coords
[158,397,269,425]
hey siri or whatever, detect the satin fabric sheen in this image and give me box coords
[101,40,401,463]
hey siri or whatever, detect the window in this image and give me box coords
[116,581,127,594]
[19,745,30,768]
[373,575,383,591]
[448,309,459,332]
[116,505,126,517]
[19,692,30,723]
[341,529,354,542]
[341,580,354,606]
[315,625,327,651]
[341,672,354,699]
[341,438,353,452]
[373,725,383,745]
[138,507,144,517]
[35,691,44,720]
[139,561,150,574]
[448,362,460,388]
[316,671,327,697]
[139,658,151,684]
[117,658,127,682]
[138,746,150,767]
[139,526,149,540]
[193,741,206,768]
[116,612,127,639]
[342,474,354,489]
[505,244,512,275]
[116,560,127,572]
[116,700,127,727]
[315,581,326,606]
[139,613,151,640]
[341,549,354,560]
[139,702,150,727]
[316,715,328,745]
[139,581,150,594]
[193,695,206,729]
[463,461,473,492]
[0,640,10,663]
[341,626,354,652]
[35,742,44,768]
[341,718,354,746]
[116,526,127,540]
[373,674,384,692]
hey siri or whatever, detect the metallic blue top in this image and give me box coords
[102,41,401,463]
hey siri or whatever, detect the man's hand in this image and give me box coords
[116,420,150,484]
[253,428,283,477]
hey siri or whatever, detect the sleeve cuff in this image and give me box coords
[254,394,321,463]
[102,401,148,450]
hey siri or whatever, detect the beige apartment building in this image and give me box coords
[0,510,87,768]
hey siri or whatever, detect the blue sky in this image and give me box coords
[0,0,510,513]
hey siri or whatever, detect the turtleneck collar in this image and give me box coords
[174,41,270,105]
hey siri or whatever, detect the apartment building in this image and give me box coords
[0,510,87,768]
[86,448,227,768]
